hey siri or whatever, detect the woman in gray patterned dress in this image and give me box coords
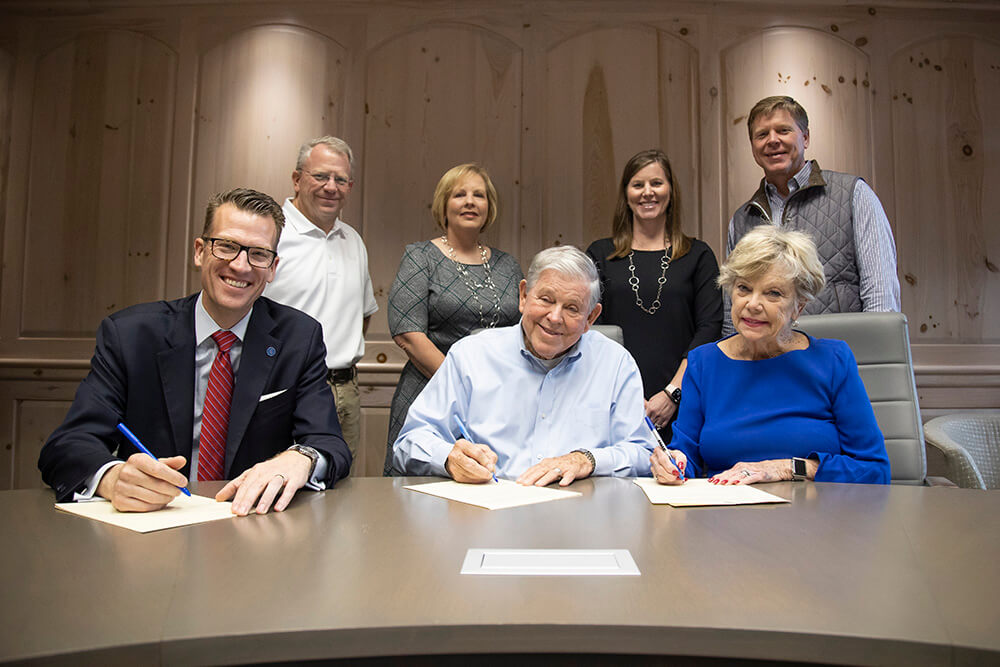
[384,164,523,475]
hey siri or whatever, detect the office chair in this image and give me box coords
[590,324,625,346]
[796,312,927,485]
[923,412,1000,489]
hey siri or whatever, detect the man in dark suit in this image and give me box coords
[39,188,351,515]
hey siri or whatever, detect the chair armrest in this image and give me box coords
[924,424,986,489]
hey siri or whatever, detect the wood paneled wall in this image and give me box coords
[1,1,998,485]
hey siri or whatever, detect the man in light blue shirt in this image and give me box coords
[392,245,655,486]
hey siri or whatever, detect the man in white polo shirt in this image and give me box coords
[264,136,378,469]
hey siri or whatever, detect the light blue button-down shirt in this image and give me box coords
[393,322,655,478]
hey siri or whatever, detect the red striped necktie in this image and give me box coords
[199,330,238,481]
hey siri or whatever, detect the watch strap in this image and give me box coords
[792,457,808,481]
[288,444,320,478]
[572,449,596,475]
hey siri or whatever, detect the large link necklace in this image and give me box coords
[627,246,672,315]
[441,235,503,328]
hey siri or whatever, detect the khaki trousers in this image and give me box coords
[328,374,360,472]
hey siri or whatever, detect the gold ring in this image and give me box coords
[274,474,287,484]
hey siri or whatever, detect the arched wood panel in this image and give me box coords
[890,36,1000,344]
[543,27,700,252]
[721,28,874,225]
[0,47,12,241]
[20,30,176,337]
[192,24,346,284]
[363,23,523,333]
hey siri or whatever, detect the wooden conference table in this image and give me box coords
[1,477,998,666]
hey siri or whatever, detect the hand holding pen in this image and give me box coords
[447,415,499,484]
[645,416,686,484]
[93,423,191,512]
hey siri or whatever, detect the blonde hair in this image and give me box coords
[430,163,499,232]
[718,226,825,306]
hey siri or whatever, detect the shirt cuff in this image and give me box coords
[589,447,621,477]
[303,451,329,491]
[73,460,124,501]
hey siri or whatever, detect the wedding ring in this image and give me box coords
[741,469,752,478]
[274,474,287,484]
[552,467,562,475]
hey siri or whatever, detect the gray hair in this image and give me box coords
[295,136,354,172]
[718,225,826,306]
[525,245,601,312]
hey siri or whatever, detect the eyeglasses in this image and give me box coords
[202,237,277,268]
[304,171,352,188]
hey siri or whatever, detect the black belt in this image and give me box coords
[328,366,357,384]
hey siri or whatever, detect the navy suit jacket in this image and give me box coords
[39,294,351,501]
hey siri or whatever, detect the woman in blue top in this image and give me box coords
[651,225,890,485]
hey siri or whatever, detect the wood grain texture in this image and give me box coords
[0,378,80,490]
[0,47,11,254]
[191,24,347,284]
[362,23,523,334]
[20,30,175,338]
[581,63,617,248]
[891,36,1000,344]
[544,26,699,251]
[722,27,874,223]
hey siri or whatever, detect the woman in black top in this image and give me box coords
[586,149,722,440]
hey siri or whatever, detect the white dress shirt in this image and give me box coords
[264,198,378,370]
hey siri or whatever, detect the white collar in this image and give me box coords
[194,292,253,345]
[284,197,344,238]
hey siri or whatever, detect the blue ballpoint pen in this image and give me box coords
[645,416,685,482]
[452,415,498,483]
[116,422,192,496]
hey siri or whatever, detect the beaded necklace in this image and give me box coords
[440,235,503,328]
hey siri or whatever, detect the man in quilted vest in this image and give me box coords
[723,95,900,335]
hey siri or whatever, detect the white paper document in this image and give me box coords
[55,493,235,532]
[404,479,581,510]
[461,548,640,576]
[633,478,790,507]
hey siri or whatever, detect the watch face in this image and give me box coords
[671,388,682,403]
[793,458,807,477]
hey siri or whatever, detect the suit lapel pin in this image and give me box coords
[266,346,277,357]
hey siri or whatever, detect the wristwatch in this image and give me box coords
[572,449,596,475]
[665,384,682,405]
[792,457,809,481]
[288,444,320,478]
